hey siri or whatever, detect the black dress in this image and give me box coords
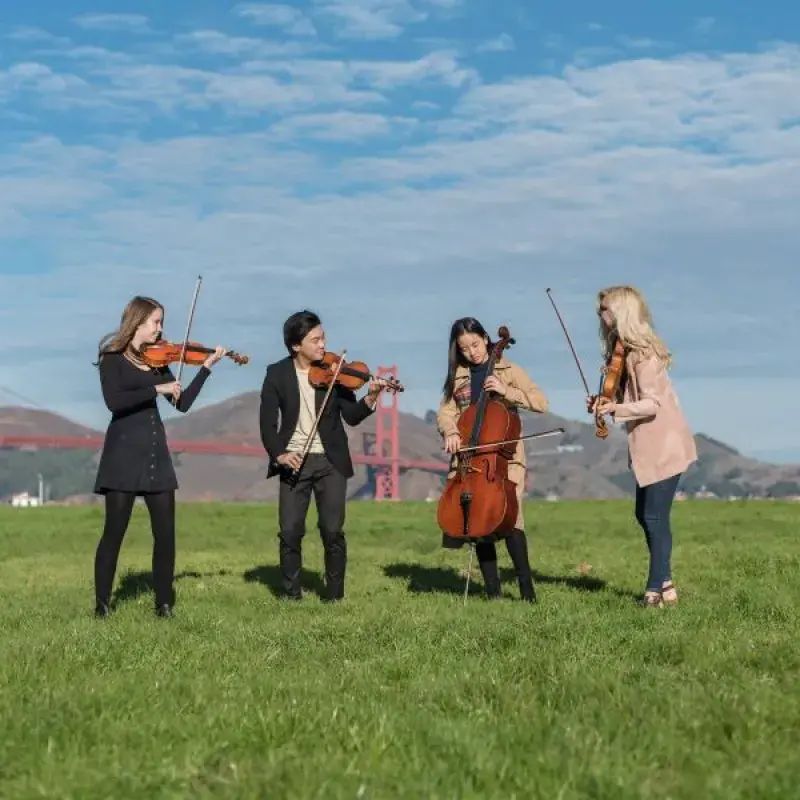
[93,353,210,495]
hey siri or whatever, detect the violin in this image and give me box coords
[545,287,625,440]
[308,352,404,393]
[436,326,520,541]
[142,340,249,368]
[590,336,626,439]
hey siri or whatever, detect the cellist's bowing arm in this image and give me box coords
[436,396,463,455]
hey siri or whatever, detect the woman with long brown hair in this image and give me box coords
[589,285,697,607]
[92,296,224,619]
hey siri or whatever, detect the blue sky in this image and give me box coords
[1,1,800,462]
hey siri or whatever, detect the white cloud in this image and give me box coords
[476,34,515,53]
[1,29,800,455]
[6,26,70,44]
[233,3,318,36]
[0,45,471,118]
[312,0,455,40]
[269,111,417,141]
[175,29,324,58]
[71,13,151,33]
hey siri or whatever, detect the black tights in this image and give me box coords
[476,529,535,601]
[94,490,176,608]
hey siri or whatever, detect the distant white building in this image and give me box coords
[10,492,41,507]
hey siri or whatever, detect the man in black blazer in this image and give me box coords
[259,310,389,601]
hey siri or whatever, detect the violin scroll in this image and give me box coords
[308,352,404,393]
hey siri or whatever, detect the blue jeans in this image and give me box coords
[634,473,681,591]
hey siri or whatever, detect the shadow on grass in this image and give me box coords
[382,563,481,595]
[243,564,327,599]
[111,568,231,606]
[383,562,636,598]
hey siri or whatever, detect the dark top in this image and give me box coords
[93,352,210,494]
[469,360,490,404]
[259,355,375,479]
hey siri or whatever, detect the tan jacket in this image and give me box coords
[436,357,549,488]
[613,349,698,487]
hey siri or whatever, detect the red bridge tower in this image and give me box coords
[363,364,400,501]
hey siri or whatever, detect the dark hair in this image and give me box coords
[442,317,491,400]
[283,309,322,354]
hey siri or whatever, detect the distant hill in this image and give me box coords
[2,396,800,502]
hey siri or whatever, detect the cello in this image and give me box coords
[436,327,520,540]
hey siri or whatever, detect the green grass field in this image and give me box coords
[1,500,798,798]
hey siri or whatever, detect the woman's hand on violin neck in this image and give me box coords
[483,376,506,396]
[594,397,616,415]
[203,346,226,369]
[443,434,462,454]
[156,381,181,400]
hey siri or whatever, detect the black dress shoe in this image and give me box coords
[519,581,537,603]
[94,602,111,618]
[155,604,174,618]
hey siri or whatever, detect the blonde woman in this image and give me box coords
[589,286,697,607]
[92,296,225,619]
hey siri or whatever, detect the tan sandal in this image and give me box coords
[642,590,663,607]
[661,581,678,606]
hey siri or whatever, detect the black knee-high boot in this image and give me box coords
[505,529,536,602]
[475,539,501,597]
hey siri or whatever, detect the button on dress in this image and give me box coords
[93,353,210,494]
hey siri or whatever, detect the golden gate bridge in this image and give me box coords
[0,364,449,501]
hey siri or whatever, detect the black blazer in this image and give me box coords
[93,353,210,494]
[259,355,374,478]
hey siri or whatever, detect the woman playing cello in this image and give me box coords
[588,285,697,607]
[436,317,549,601]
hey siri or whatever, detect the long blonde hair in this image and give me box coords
[95,296,163,365]
[597,285,671,367]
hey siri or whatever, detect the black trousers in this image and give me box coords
[94,490,176,608]
[475,529,535,601]
[278,453,348,600]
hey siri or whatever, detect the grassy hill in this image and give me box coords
[4,398,800,501]
[0,500,797,797]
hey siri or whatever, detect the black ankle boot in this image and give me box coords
[155,604,174,618]
[94,601,111,618]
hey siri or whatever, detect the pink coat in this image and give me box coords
[613,350,698,487]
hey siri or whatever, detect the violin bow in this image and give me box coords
[286,349,348,488]
[166,274,202,408]
[546,287,617,436]
[545,287,592,396]
[456,427,565,454]
[177,275,203,386]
